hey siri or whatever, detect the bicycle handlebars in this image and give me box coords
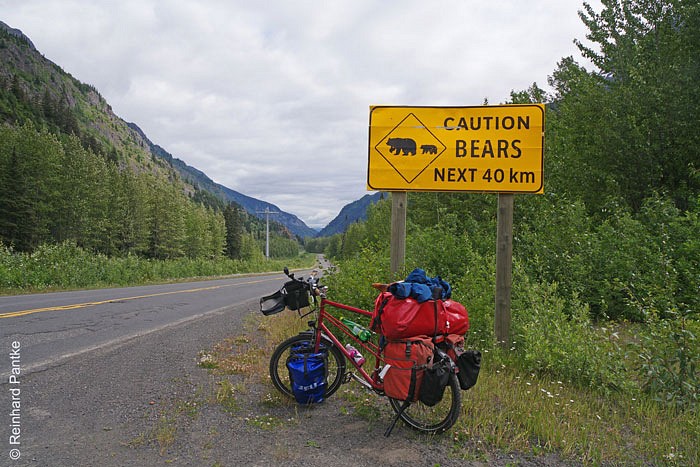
[284,267,326,298]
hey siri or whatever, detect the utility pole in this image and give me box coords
[256,207,279,259]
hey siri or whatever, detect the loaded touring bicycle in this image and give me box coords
[260,267,480,436]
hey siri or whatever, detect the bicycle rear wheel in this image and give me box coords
[388,373,461,434]
[269,332,346,399]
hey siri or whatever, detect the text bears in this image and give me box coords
[455,139,521,158]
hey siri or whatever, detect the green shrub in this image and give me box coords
[0,241,313,293]
[634,309,699,411]
[511,279,632,393]
[322,247,391,315]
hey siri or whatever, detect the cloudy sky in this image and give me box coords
[2,0,600,229]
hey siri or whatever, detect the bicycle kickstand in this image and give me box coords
[384,400,410,437]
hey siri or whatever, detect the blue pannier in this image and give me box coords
[286,342,328,404]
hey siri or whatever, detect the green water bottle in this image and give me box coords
[340,317,372,342]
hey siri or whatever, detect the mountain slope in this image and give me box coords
[0,21,314,238]
[317,192,386,237]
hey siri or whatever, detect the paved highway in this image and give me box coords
[0,269,328,465]
[0,272,289,377]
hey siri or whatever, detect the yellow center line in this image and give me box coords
[0,277,278,319]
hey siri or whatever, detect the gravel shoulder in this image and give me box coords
[10,300,575,466]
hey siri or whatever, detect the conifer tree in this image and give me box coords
[224,203,244,259]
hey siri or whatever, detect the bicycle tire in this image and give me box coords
[388,372,461,434]
[269,332,346,399]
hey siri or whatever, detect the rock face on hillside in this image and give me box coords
[0,21,35,49]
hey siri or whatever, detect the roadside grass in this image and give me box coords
[202,305,697,465]
[0,243,316,294]
[140,391,206,456]
[447,354,698,465]
[196,312,309,435]
[336,385,392,429]
[198,312,305,412]
[256,309,697,465]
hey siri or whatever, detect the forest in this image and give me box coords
[322,0,699,415]
[0,121,303,285]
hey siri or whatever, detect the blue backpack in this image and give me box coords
[286,342,328,404]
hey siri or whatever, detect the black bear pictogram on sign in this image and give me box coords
[386,138,416,156]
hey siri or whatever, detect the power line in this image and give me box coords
[255,207,279,259]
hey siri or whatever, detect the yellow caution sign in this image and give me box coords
[368,105,544,193]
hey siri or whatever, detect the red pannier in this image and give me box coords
[381,336,434,401]
[371,292,469,340]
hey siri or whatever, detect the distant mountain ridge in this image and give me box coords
[127,123,317,238]
[317,192,386,237]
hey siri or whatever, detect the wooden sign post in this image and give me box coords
[390,192,407,277]
[495,193,514,348]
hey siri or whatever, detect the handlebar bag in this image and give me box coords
[381,336,433,402]
[282,280,310,311]
[372,293,469,339]
[286,342,328,404]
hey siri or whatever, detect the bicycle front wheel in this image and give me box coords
[269,332,346,399]
[388,373,461,434]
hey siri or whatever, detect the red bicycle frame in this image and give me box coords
[311,297,384,391]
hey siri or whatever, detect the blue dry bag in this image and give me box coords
[286,342,328,404]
